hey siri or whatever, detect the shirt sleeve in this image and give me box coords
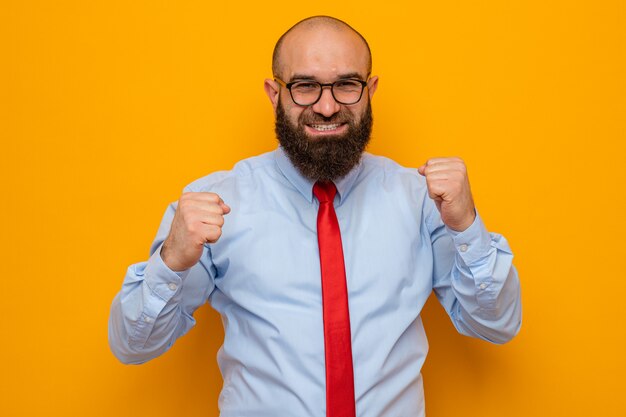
[108,202,217,364]
[429,210,522,344]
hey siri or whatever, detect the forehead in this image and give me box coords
[279,26,370,81]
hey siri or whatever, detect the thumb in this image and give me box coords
[417,165,426,175]
[218,199,231,214]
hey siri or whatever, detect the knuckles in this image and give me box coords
[423,157,468,179]
[180,191,222,203]
[177,192,224,213]
[206,193,221,204]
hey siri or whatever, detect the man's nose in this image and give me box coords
[311,86,341,117]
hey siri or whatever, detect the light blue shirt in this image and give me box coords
[108,147,521,417]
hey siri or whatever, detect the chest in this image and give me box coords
[208,193,433,315]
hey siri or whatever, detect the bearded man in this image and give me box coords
[109,15,521,417]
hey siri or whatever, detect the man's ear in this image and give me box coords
[264,79,280,111]
[367,76,379,99]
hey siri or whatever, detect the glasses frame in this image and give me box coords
[274,77,368,106]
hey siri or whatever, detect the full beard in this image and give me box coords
[275,98,373,182]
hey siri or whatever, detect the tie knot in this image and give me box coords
[313,181,337,203]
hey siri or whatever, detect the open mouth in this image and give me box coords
[305,123,348,135]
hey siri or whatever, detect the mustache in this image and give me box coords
[298,109,351,125]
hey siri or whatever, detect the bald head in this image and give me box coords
[272,16,372,79]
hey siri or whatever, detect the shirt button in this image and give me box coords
[144,316,152,323]
[459,244,468,252]
[168,283,178,291]
[479,283,487,290]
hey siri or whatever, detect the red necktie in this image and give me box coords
[313,181,356,417]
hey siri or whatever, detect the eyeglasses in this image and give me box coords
[274,77,368,106]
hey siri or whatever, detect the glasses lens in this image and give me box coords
[332,80,364,104]
[290,82,322,106]
[288,79,365,105]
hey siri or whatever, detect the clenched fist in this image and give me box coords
[161,192,231,271]
[418,157,476,232]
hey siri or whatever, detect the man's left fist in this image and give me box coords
[418,157,476,232]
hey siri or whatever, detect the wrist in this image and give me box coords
[447,209,476,232]
[160,241,188,272]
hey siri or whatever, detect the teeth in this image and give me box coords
[310,124,341,131]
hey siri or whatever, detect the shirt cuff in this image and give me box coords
[445,211,493,266]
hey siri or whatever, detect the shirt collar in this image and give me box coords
[274,146,363,205]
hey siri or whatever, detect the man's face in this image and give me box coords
[265,25,379,181]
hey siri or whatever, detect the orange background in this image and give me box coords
[2,1,625,416]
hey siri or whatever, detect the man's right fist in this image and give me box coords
[161,192,231,272]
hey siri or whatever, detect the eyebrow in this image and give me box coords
[289,72,366,82]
